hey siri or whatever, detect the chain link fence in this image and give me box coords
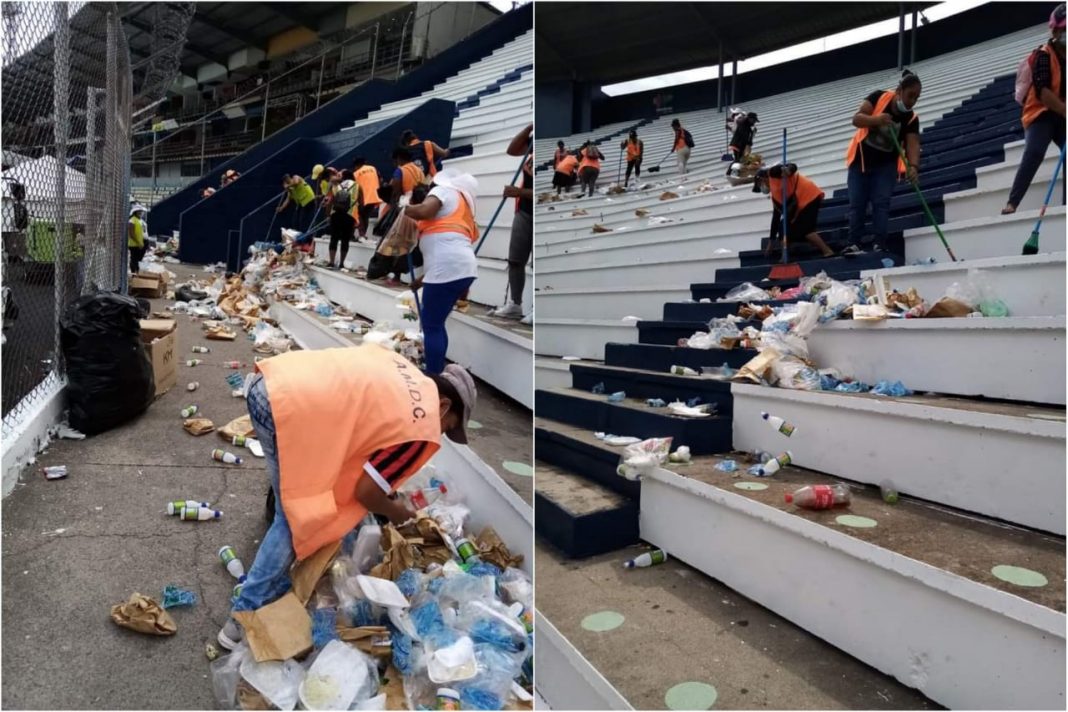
[2,1,132,435]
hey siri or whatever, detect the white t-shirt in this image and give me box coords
[419,185,478,284]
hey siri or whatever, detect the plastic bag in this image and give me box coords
[759,331,810,361]
[617,437,673,481]
[871,380,913,397]
[61,292,156,435]
[298,639,378,710]
[770,357,822,391]
[717,282,772,303]
[239,655,305,711]
[175,284,209,302]
[945,269,1010,316]
[211,643,250,709]
[817,280,860,322]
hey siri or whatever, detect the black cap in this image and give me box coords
[751,167,768,193]
[670,118,680,127]
[747,112,759,122]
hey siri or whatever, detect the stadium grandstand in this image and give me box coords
[533,3,1065,710]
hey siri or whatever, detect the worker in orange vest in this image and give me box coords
[578,142,602,198]
[754,164,835,258]
[352,156,383,238]
[620,130,644,187]
[403,169,480,373]
[217,344,477,651]
[1004,4,1065,215]
[401,129,450,179]
[553,152,579,195]
[670,118,694,175]
[553,140,569,168]
[842,70,922,255]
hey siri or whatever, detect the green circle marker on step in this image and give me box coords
[992,564,1048,587]
[734,482,769,491]
[836,514,878,528]
[665,682,718,710]
[466,420,483,430]
[503,461,534,477]
[581,611,624,632]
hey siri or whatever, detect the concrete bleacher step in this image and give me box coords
[640,455,1065,710]
[536,250,740,291]
[534,356,575,391]
[537,285,690,321]
[568,362,736,413]
[308,265,533,407]
[635,319,743,346]
[689,273,861,301]
[905,206,1067,263]
[713,252,899,285]
[663,297,800,322]
[807,315,1066,406]
[604,341,757,373]
[534,461,639,558]
[536,387,732,456]
[535,417,640,502]
[535,318,637,360]
[731,383,1066,534]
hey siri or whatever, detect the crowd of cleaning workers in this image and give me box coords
[544,3,1064,258]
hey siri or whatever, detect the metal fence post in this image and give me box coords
[316,52,326,110]
[53,1,70,374]
[371,23,379,79]
[261,76,271,142]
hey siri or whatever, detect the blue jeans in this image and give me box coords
[231,375,294,613]
[847,161,898,246]
[422,276,476,374]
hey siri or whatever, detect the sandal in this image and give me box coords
[1001,204,1017,215]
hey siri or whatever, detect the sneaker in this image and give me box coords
[491,302,524,319]
[840,245,866,257]
[520,312,533,326]
[217,618,243,651]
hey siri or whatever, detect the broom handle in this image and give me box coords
[781,128,789,265]
[889,129,957,262]
[407,249,423,325]
[474,148,531,255]
[1033,143,1066,233]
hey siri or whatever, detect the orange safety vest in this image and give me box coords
[257,345,441,560]
[417,188,480,243]
[579,147,601,171]
[845,90,917,175]
[554,148,568,167]
[769,173,824,213]
[410,138,438,177]
[400,162,425,194]
[626,139,643,161]
[674,127,687,150]
[1023,45,1062,129]
[355,165,382,207]
[556,154,578,174]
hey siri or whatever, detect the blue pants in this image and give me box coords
[231,375,293,613]
[847,161,897,246]
[1007,112,1066,209]
[421,277,475,374]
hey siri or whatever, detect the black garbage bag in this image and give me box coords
[61,291,155,435]
[175,284,208,303]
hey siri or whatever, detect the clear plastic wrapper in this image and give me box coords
[717,282,772,303]
[616,437,673,480]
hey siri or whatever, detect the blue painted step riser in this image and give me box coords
[664,298,800,322]
[714,253,898,285]
[536,428,640,501]
[535,391,733,455]
[571,364,735,411]
[605,342,758,373]
[534,493,639,558]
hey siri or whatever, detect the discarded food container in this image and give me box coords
[186,382,199,392]
[670,364,699,376]
[646,398,667,407]
[785,483,851,510]
[211,449,243,465]
[435,687,461,711]
[180,405,198,418]
[218,545,246,580]
[179,505,221,521]
[191,346,210,354]
[624,549,668,569]
[409,484,446,511]
[879,480,899,504]
[760,411,796,437]
[757,451,793,476]
[42,465,68,480]
[167,500,209,515]
[607,391,626,403]
[186,359,202,367]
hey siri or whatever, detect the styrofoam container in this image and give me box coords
[355,575,409,609]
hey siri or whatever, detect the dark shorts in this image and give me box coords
[328,211,355,251]
[552,171,575,188]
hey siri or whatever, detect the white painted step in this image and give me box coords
[807,316,1066,405]
[537,250,740,291]
[537,285,690,321]
[731,384,1066,534]
[904,206,1066,263]
[534,356,575,391]
[535,318,637,360]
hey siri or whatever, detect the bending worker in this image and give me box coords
[621,130,644,187]
[352,157,383,239]
[754,164,835,258]
[217,344,476,651]
[670,118,694,175]
[401,129,451,180]
[578,142,602,198]
[277,174,316,232]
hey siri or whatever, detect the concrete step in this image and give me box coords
[807,315,1066,406]
[535,417,640,502]
[536,318,637,360]
[640,455,1065,710]
[863,252,1067,317]
[944,182,1065,225]
[904,205,1066,263]
[663,297,800,322]
[713,252,899,286]
[536,387,732,456]
[534,461,639,558]
[536,249,740,291]
[537,285,691,321]
[604,342,758,373]
[731,383,1066,534]
[568,362,735,413]
[535,355,577,391]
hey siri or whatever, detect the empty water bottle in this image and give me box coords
[785,483,851,510]
[211,449,243,465]
[760,411,796,437]
[623,549,668,569]
[757,451,793,476]
[218,545,246,579]
[671,365,699,376]
[180,405,198,418]
[167,499,210,515]
[186,359,202,367]
[191,346,210,354]
[179,505,222,521]
[186,382,199,392]
[879,480,899,504]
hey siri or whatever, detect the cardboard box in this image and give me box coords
[140,319,177,397]
[130,273,165,298]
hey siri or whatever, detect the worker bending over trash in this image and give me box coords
[754,164,835,258]
[217,344,476,651]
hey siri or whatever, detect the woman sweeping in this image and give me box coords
[403,169,479,374]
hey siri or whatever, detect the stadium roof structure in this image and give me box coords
[535,1,939,85]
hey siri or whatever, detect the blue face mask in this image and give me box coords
[895,97,909,113]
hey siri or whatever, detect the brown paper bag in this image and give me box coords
[923,297,972,318]
[183,418,215,436]
[591,223,612,233]
[234,592,312,663]
[635,209,650,217]
[659,191,679,201]
[733,348,782,384]
[236,679,275,711]
[380,666,407,710]
[475,526,524,570]
[370,525,418,581]
[291,540,341,606]
[335,625,392,659]
[206,326,238,341]
[110,592,177,636]
[219,415,256,441]
[571,209,588,216]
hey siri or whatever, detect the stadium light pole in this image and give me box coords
[730,58,737,106]
[261,75,271,142]
[199,121,207,176]
[54,1,70,373]
[371,23,379,79]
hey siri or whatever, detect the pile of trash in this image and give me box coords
[211,465,533,711]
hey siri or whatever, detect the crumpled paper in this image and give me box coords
[733,348,782,384]
[591,224,612,233]
[473,526,524,571]
[335,625,393,659]
[219,415,256,441]
[635,209,650,217]
[659,191,679,201]
[110,592,177,635]
[206,325,238,341]
[184,418,215,436]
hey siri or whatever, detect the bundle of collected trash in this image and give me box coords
[211,466,533,711]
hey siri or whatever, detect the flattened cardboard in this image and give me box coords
[140,319,177,397]
[291,540,341,605]
[233,592,312,663]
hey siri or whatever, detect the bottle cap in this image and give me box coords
[212,510,222,519]
[623,560,634,569]
[760,411,770,419]
[784,493,793,503]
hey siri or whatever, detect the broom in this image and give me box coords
[1022,142,1065,256]
[889,129,957,262]
[646,147,674,173]
[474,148,531,255]
[768,128,804,281]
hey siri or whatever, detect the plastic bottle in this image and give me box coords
[623,549,668,569]
[179,505,222,521]
[408,484,446,511]
[454,537,481,564]
[218,545,246,580]
[785,483,851,510]
[670,365,699,376]
[232,581,244,601]
[186,359,202,367]
[191,346,210,353]
[879,480,899,504]
[211,449,243,465]
[186,382,199,392]
[760,411,796,437]
[180,405,198,418]
[232,435,247,447]
[757,451,793,476]
[435,688,461,711]
[223,360,243,369]
[167,500,210,515]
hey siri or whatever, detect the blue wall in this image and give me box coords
[152,2,532,240]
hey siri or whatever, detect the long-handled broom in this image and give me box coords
[1022,142,1065,256]
[768,128,804,280]
[474,148,531,256]
[646,147,673,174]
[889,129,957,262]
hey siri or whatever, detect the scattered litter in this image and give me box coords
[670,365,699,376]
[607,391,626,403]
[560,356,581,361]
[635,209,650,217]
[785,483,851,510]
[178,505,222,521]
[571,209,588,216]
[760,411,796,437]
[659,191,679,201]
[42,465,68,480]
[219,545,247,580]
[758,451,793,476]
[56,425,85,440]
[646,398,666,408]
[617,437,672,480]
[714,460,738,473]
[184,418,215,436]
[879,481,899,504]
[624,549,668,569]
[620,315,641,324]
[180,405,199,418]
[206,643,221,661]
[110,592,177,635]
[206,326,238,341]
[594,432,642,446]
[212,449,243,465]
[591,224,612,233]
[591,382,605,395]
[167,500,210,515]
[667,401,712,418]
[668,446,691,463]
[187,382,199,392]
[161,585,198,609]
[870,380,913,397]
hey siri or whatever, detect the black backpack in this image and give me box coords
[683,130,695,149]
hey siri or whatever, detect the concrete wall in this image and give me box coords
[534,81,573,138]
[414,2,499,60]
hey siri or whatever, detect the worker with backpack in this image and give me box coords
[1004,3,1065,215]
[670,118,695,175]
[326,171,357,270]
